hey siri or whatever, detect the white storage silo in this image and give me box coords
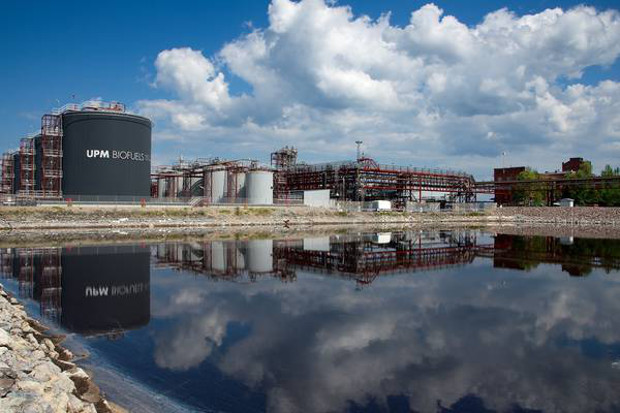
[246,170,273,205]
[211,241,226,272]
[246,239,273,273]
[157,177,167,199]
[205,168,227,203]
[229,170,246,201]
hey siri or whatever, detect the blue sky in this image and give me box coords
[1,0,620,178]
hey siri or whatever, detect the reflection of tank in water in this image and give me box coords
[153,240,286,281]
[151,232,484,285]
[0,245,151,336]
[61,245,150,335]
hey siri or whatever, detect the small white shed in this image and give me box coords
[369,200,392,211]
[303,189,331,208]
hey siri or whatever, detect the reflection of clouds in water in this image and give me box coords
[154,308,230,370]
[151,265,620,412]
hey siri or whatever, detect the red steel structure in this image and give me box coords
[0,247,63,324]
[18,138,36,195]
[272,232,490,285]
[0,152,15,195]
[39,114,63,198]
[271,151,478,206]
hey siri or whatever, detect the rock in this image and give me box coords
[52,358,75,372]
[20,320,33,333]
[0,290,107,413]
[67,367,90,381]
[0,377,15,396]
[15,379,43,393]
[96,398,119,413]
[30,361,62,382]
[0,328,11,347]
[42,338,55,352]
[26,333,39,347]
[72,374,102,404]
[0,391,39,412]
[58,348,74,361]
[68,394,98,413]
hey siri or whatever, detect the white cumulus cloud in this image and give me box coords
[137,1,620,177]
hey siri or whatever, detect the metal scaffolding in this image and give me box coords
[40,114,63,198]
[271,151,478,206]
[18,138,35,195]
[272,232,487,285]
[0,152,15,195]
[37,249,62,323]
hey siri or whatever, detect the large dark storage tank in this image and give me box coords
[60,245,150,335]
[12,153,20,192]
[62,111,152,197]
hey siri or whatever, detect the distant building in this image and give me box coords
[493,157,591,205]
[562,157,587,173]
[493,166,526,205]
[494,166,526,182]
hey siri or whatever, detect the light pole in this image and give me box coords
[355,140,363,161]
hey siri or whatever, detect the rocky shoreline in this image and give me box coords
[0,285,119,413]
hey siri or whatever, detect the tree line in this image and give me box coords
[513,163,620,206]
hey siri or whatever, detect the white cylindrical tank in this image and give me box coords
[157,177,166,199]
[211,241,226,272]
[174,176,183,198]
[246,239,273,273]
[246,170,273,205]
[233,171,247,200]
[207,169,227,203]
[234,244,246,271]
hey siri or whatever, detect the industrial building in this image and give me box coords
[270,147,478,208]
[150,146,479,208]
[3,100,616,208]
[151,158,274,205]
[493,157,592,205]
[0,100,152,200]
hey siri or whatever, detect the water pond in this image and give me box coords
[1,229,620,412]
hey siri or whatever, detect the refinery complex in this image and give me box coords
[1,101,619,208]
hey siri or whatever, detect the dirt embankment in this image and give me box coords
[0,206,618,238]
[0,205,499,230]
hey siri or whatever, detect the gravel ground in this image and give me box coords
[496,206,620,225]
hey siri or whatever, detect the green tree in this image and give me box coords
[514,169,545,206]
[599,165,620,206]
[564,162,598,205]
